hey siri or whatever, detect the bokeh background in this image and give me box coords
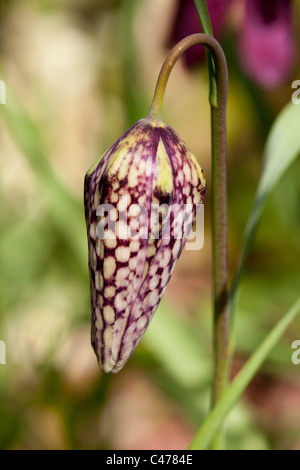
[0,0,300,450]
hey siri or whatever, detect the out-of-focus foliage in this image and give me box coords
[0,0,300,450]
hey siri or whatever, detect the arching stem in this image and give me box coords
[148,34,229,448]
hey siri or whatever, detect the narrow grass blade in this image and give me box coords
[193,0,217,105]
[189,296,300,449]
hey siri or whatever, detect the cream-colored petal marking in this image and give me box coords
[153,138,173,195]
[103,256,116,279]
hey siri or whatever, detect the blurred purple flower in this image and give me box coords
[239,0,296,89]
[169,0,233,68]
[169,0,296,89]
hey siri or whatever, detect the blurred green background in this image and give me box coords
[0,0,300,450]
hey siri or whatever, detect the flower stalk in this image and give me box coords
[148,33,229,447]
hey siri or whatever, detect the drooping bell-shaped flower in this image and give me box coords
[239,0,296,89]
[84,118,206,373]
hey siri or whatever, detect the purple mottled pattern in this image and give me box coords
[169,0,233,68]
[239,0,296,89]
[84,119,206,373]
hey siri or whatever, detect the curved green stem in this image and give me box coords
[148,34,229,448]
[147,33,227,119]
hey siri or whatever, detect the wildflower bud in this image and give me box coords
[84,118,206,373]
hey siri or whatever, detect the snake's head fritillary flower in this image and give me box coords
[84,118,206,373]
[239,0,296,89]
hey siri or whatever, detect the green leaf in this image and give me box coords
[193,0,217,106]
[247,101,300,241]
[257,102,300,199]
[231,102,300,308]
[189,296,300,450]
[193,0,213,36]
